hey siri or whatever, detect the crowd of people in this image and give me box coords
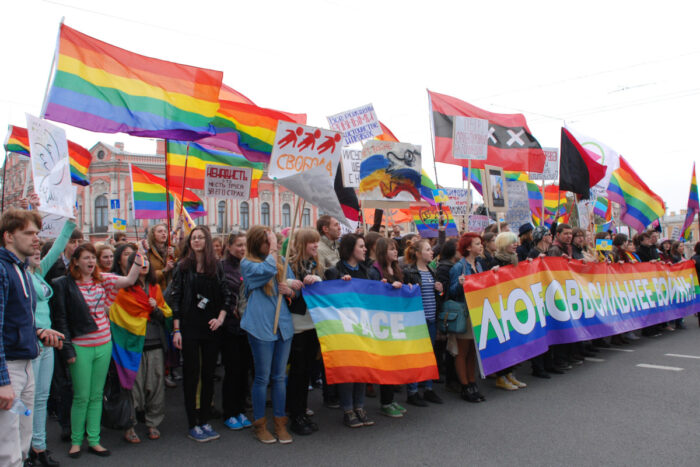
[1,196,699,466]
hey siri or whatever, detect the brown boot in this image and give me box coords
[252,417,276,444]
[274,416,293,444]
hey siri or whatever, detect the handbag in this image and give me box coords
[437,260,468,334]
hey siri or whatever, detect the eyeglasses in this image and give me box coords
[191,235,206,241]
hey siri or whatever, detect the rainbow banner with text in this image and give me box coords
[303,279,438,385]
[464,258,700,377]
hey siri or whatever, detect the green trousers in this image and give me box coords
[69,341,112,446]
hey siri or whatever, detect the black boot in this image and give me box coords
[471,383,486,402]
[30,449,60,467]
[289,415,314,435]
[460,384,479,403]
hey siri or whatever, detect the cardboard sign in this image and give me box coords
[410,205,458,238]
[204,165,252,200]
[327,104,381,145]
[504,180,532,231]
[359,140,422,208]
[340,149,362,188]
[530,147,559,181]
[452,116,488,160]
[113,217,127,231]
[468,214,492,233]
[39,213,68,239]
[596,238,612,251]
[269,121,343,180]
[432,188,472,216]
[26,114,74,218]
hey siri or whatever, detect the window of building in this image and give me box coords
[217,200,227,233]
[261,202,270,226]
[97,150,105,160]
[94,195,108,232]
[240,201,249,230]
[282,203,291,228]
[195,215,204,226]
[302,208,311,227]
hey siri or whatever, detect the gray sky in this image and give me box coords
[2,0,699,212]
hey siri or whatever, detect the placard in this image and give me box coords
[26,114,74,218]
[327,103,381,145]
[671,226,680,241]
[452,116,488,160]
[113,217,127,231]
[410,205,459,238]
[530,147,559,181]
[577,199,592,228]
[269,121,343,180]
[340,149,362,188]
[359,140,422,207]
[432,188,472,216]
[503,180,531,231]
[204,165,252,200]
[596,238,612,251]
[39,213,68,239]
[483,165,507,212]
[468,214,492,233]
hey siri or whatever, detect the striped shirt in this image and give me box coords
[418,270,437,322]
[72,274,119,347]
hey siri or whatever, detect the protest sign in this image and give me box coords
[464,257,700,377]
[39,213,68,239]
[360,140,422,208]
[468,214,492,233]
[671,226,680,241]
[303,279,439,385]
[340,149,362,188]
[204,164,252,200]
[452,116,488,160]
[113,218,127,231]
[26,114,74,218]
[410,205,458,238]
[269,121,343,180]
[596,238,612,251]
[432,188,472,216]
[577,199,592,228]
[504,180,532,231]
[327,104,381,145]
[529,147,559,181]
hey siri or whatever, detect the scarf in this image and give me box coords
[494,250,518,266]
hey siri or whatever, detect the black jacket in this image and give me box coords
[435,259,454,299]
[402,264,444,311]
[516,240,532,262]
[325,260,375,281]
[50,275,97,362]
[637,244,659,263]
[220,256,243,335]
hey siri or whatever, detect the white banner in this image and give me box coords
[433,188,472,216]
[327,103,381,145]
[504,180,532,231]
[204,165,252,200]
[452,116,488,160]
[468,214,492,233]
[269,121,343,180]
[340,149,362,188]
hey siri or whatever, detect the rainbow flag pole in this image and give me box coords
[164,139,172,248]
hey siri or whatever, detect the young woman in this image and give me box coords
[212,236,224,260]
[220,231,253,432]
[402,240,444,406]
[325,234,376,428]
[241,226,301,444]
[111,252,172,444]
[286,228,324,436]
[147,223,177,292]
[371,238,405,417]
[670,241,684,263]
[169,226,232,443]
[51,243,143,458]
[111,243,136,276]
[448,233,485,402]
[28,217,75,467]
[95,243,114,272]
[435,239,460,390]
[479,231,498,270]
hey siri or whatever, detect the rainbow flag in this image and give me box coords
[129,164,204,219]
[420,169,437,205]
[4,125,93,185]
[411,205,459,238]
[166,140,263,197]
[110,284,172,389]
[595,220,614,233]
[681,162,699,240]
[303,279,439,385]
[593,196,612,221]
[607,156,665,232]
[42,23,223,140]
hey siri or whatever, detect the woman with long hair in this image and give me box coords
[169,226,233,443]
[220,231,253,431]
[95,243,114,272]
[111,243,136,276]
[241,226,301,444]
[212,236,224,260]
[286,228,324,436]
[147,223,177,291]
[50,243,143,458]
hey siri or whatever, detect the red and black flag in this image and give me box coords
[428,90,546,172]
[334,162,360,222]
[559,128,606,199]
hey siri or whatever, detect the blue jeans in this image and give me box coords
[407,320,437,394]
[338,383,365,411]
[248,334,292,420]
[31,346,54,451]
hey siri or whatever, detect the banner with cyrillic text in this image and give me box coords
[464,257,700,377]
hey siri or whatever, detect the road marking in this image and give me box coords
[603,348,634,352]
[585,357,605,362]
[636,364,683,371]
[665,353,700,360]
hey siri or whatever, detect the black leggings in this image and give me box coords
[286,329,319,418]
[221,333,251,419]
[182,337,219,428]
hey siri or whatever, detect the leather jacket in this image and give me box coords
[50,275,97,362]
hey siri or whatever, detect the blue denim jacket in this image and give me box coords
[448,258,483,303]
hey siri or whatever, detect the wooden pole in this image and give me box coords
[272,196,303,335]
[540,179,546,227]
[1,152,7,213]
[465,159,472,231]
[178,143,190,222]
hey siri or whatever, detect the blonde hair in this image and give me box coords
[289,228,323,277]
[245,225,285,296]
[495,232,518,253]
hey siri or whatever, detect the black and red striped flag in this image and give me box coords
[559,128,606,199]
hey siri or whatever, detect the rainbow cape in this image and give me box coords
[607,156,665,232]
[303,279,439,385]
[42,23,223,140]
[130,164,204,219]
[681,163,699,240]
[4,125,92,185]
[110,284,172,389]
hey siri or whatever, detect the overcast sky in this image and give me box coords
[2,0,699,213]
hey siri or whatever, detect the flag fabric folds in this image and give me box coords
[607,156,665,233]
[4,125,93,185]
[303,279,439,385]
[593,197,612,221]
[681,163,699,240]
[376,121,399,142]
[559,128,606,199]
[428,90,546,172]
[129,164,204,219]
[43,23,223,140]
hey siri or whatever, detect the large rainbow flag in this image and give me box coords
[607,156,665,232]
[303,279,439,385]
[129,164,204,219]
[4,125,93,185]
[166,140,263,197]
[680,163,699,240]
[42,23,223,140]
[110,284,172,389]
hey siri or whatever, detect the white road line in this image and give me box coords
[602,348,635,352]
[636,364,684,371]
[585,357,605,362]
[665,353,700,360]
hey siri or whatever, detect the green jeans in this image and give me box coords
[69,341,112,446]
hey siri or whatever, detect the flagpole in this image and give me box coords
[178,143,190,222]
[426,89,440,187]
[273,196,304,335]
[0,151,7,213]
[40,17,63,118]
[466,159,473,231]
[540,179,545,227]
[164,139,171,250]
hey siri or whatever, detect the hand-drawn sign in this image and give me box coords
[269,121,343,180]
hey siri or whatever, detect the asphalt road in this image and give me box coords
[45,321,700,467]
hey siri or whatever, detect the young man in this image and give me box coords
[316,216,341,270]
[547,223,573,257]
[0,209,63,467]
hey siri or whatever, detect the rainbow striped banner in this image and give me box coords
[303,279,439,385]
[607,156,664,232]
[464,257,700,376]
